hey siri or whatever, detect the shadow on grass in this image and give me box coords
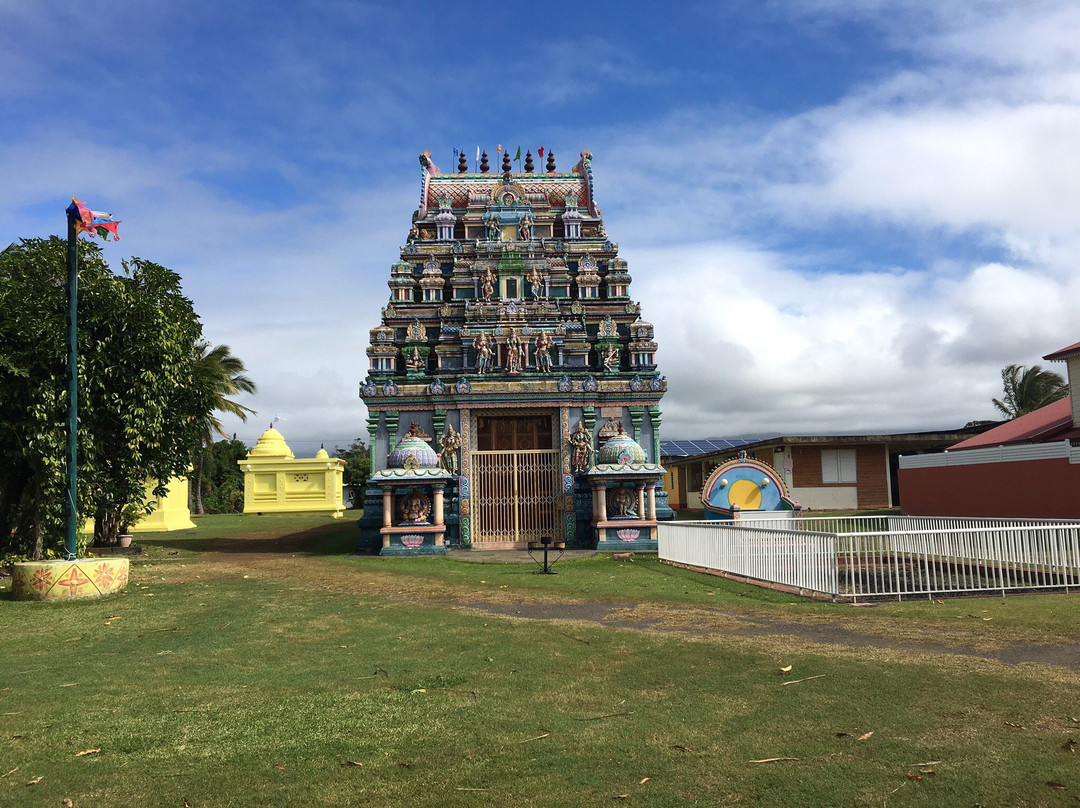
[139,514,364,558]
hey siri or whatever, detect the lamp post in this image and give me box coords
[63,202,80,560]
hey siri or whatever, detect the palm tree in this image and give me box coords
[192,342,257,514]
[992,363,1067,419]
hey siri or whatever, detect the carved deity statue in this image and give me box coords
[439,424,461,475]
[406,347,424,371]
[527,265,545,299]
[506,328,525,375]
[534,330,553,372]
[485,213,500,242]
[569,420,592,474]
[400,492,429,524]
[518,213,532,241]
[475,332,494,374]
[611,487,635,517]
[602,344,620,372]
[480,267,496,302]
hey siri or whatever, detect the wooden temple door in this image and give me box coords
[472,414,562,547]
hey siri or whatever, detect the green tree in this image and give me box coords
[191,343,257,515]
[200,437,248,514]
[333,439,370,492]
[992,363,1068,419]
[0,237,216,557]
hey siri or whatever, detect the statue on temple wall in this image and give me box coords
[527,265,545,299]
[485,213,500,242]
[611,487,636,517]
[439,424,461,475]
[569,420,593,473]
[400,492,430,524]
[602,344,620,372]
[506,328,525,375]
[518,213,533,241]
[406,347,424,371]
[475,332,494,374]
[408,223,419,242]
[534,330,553,372]
[480,267,496,301]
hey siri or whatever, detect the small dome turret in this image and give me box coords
[597,430,647,466]
[248,427,294,459]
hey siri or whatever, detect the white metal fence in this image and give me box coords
[658,516,1080,600]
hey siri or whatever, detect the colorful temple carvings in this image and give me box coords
[359,148,670,553]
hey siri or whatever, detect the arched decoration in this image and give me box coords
[700,452,800,520]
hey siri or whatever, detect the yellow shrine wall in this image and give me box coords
[238,429,346,517]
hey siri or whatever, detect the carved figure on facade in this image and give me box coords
[407,319,425,341]
[480,267,496,301]
[527,264,545,299]
[399,492,430,524]
[611,486,636,517]
[534,330,554,372]
[406,347,424,371]
[485,213,500,242]
[602,344,620,372]
[569,420,593,473]
[475,332,494,374]
[408,223,419,242]
[518,213,533,241]
[439,424,461,475]
[506,328,525,375]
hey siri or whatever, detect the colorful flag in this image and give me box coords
[497,144,502,155]
[67,197,120,241]
[538,145,545,158]
[514,146,521,160]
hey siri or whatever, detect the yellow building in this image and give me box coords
[131,476,197,532]
[238,427,347,517]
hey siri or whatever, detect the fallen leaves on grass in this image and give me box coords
[75,748,101,757]
[836,732,851,738]
[26,775,43,786]
[614,794,629,799]
[905,772,923,781]
[671,745,691,753]
[63,799,74,807]
[339,761,363,767]
[517,732,551,744]
[1063,738,1077,753]
[639,777,650,784]
[273,763,286,770]
[857,732,874,741]
[779,665,792,673]
[1005,721,1025,729]
[1047,781,1067,790]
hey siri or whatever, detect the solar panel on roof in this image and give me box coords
[660,438,759,458]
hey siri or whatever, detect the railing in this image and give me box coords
[658,517,1080,600]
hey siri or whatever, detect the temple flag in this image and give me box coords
[514,146,521,160]
[538,145,545,158]
[66,197,120,241]
[497,144,502,155]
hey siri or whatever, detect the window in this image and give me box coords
[821,449,857,483]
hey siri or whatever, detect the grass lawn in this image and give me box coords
[3,512,1080,807]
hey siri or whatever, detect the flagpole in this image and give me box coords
[64,205,79,560]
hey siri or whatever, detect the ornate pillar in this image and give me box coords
[366,412,380,465]
[433,409,447,450]
[595,484,607,522]
[647,483,657,520]
[382,489,393,527]
[387,411,400,449]
[629,406,644,444]
[637,483,646,519]
[648,406,661,464]
[433,485,445,526]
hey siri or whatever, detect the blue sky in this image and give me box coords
[4,0,1079,452]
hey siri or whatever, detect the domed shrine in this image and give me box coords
[700,451,801,520]
[238,426,347,517]
[359,148,671,552]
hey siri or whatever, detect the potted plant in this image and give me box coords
[118,503,144,548]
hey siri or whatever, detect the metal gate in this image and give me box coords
[471,449,562,545]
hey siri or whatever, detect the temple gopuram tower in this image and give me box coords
[359,148,670,553]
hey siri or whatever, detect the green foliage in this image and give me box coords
[0,236,215,556]
[333,438,370,490]
[992,363,1068,419]
[190,343,257,515]
[197,438,248,514]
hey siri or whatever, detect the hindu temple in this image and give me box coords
[358,148,670,553]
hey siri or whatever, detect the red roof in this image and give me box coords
[951,396,1078,450]
[1044,341,1080,361]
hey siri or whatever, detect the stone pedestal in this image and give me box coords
[11,558,129,601]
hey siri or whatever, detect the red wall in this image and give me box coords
[899,458,1080,519]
